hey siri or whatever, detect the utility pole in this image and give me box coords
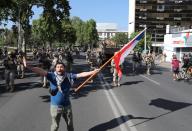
[144,25,147,53]
[18,5,22,51]
[128,22,133,39]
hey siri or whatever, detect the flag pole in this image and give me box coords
[75,29,146,92]
[74,54,116,92]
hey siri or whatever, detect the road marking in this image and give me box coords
[140,75,160,86]
[99,73,138,131]
[99,74,128,131]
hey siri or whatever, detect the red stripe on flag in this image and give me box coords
[113,29,145,78]
[114,52,122,77]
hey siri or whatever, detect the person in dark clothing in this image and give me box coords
[66,51,73,72]
[3,51,17,92]
[182,53,189,69]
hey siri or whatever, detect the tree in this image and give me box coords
[111,32,129,47]
[32,17,47,47]
[0,0,71,51]
[3,29,17,46]
[42,0,71,47]
[71,16,84,46]
[61,20,76,48]
[84,19,98,49]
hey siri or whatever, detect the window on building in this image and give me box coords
[157,5,165,12]
[174,17,182,20]
[156,17,165,20]
[140,0,147,3]
[175,0,183,4]
[156,25,164,28]
[174,8,183,12]
[140,8,147,11]
[98,33,102,36]
[157,0,165,3]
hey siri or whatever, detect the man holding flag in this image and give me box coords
[112,29,145,81]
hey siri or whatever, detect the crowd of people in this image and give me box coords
[1,45,192,131]
[0,47,77,92]
[0,46,98,131]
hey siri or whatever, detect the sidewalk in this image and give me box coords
[157,62,171,69]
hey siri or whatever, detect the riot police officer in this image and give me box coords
[3,51,17,92]
[16,50,25,79]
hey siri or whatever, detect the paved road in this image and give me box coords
[0,53,192,131]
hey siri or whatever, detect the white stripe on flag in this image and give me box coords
[119,29,145,64]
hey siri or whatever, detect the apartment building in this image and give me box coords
[128,0,192,43]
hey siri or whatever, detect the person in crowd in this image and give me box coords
[144,52,154,75]
[66,51,73,72]
[39,51,52,88]
[23,58,99,131]
[171,54,181,80]
[16,50,25,79]
[3,51,17,92]
[132,52,138,73]
[111,52,122,87]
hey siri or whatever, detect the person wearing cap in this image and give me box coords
[23,58,99,131]
[3,51,17,92]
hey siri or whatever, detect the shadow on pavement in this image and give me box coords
[121,81,144,86]
[129,98,192,127]
[0,82,42,94]
[89,115,154,131]
[149,98,192,111]
[40,95,50,102]
[14,82,42,92]
[70,77,102,99]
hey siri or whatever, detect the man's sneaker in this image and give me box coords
[112,83,117,87]
[42,84,47,88]
[117,83,120,87]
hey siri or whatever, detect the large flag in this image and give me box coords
[114,29,146,77]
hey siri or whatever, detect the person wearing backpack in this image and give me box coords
[23,59,99,131]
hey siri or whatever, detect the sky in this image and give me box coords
[69,0,128,31]
[2,0,128,31]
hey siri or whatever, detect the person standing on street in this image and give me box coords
[144,52,153,75]
[66,51,73,72]
[171,55,181,80]
[3,51,17,92]
[111,52,122,87]
[23,58,99,131]
[16,50,25,79]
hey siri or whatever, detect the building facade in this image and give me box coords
[97,23,128,40]
[128,0,192,43]
[163,28,192,62]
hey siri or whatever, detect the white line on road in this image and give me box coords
[99,74,128,131]
[140,75,160,86]
[99,73,138,131]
